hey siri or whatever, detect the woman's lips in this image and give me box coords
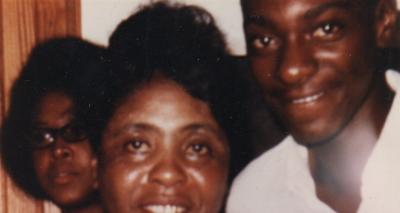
[140,196,192,213]
[51,171,76,185]
[143,204,186,213]
[48,165,78,185]
[291,91,325,104]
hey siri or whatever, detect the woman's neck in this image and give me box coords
[62,203,103,213]
[61,198,103,213]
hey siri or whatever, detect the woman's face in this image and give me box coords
[100,77,229,213]
[32,91,98,207]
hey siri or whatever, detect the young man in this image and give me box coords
[227,0,400,212]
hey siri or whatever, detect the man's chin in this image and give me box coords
[295,137,331,148]
[289,125,340,148]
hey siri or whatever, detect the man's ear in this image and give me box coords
[375,0,398,48]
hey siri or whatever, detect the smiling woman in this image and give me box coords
[80,2,250,213]
[100,76,230,213]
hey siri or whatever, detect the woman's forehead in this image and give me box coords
[107,78,219,134]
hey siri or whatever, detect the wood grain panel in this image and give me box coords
[2,0,40,212]
[34,0,81,41]
[66,0,81,37]
[2,0,36,114]
[0,0,5,210]
[0,0,81,212]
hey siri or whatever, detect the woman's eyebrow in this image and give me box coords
[304,1,353,19]
[34,112,74,127]
[181,123,224,138]
[111,123,160,138]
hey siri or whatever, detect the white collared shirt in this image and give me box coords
[227,70,400,213]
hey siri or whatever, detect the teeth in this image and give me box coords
[292,92,324,104]
[144,205,185,213]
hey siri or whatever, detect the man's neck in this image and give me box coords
[307,75,394,212]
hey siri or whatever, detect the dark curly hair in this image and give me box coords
[1,37,106,199]
[82,1,252,183]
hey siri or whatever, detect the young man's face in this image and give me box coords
[243,0,389,145]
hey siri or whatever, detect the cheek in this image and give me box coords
[188,161,228,210]
[99,156,149,211]
[320,32,376,75]
[100,160,132,197]
[73,144,96,170]
[71,144,98,181]
[250,55,284,99]
[318,42,375,97]
[192,167,227,191]
[251,57,276,85]
[32,150,51,179]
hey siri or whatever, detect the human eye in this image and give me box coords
[62,123,87,142]
[30,129,55,148]
[124,139,151,155]
[185,140,212,161]
[248,34,279,50]
[312,22,344,41]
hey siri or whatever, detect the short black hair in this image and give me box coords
[1,37,106,199]
[84,1,252,182]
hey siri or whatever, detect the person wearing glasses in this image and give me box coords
[1,37,105,213]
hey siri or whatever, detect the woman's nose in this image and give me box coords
[51,139,72,159]
[148,157,187,187]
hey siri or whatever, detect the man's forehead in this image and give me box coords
[241,0,378,22]
[242,0,377,11]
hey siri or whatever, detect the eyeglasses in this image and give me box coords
[28,122,88,148]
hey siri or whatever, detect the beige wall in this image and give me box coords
[82,0,246,55]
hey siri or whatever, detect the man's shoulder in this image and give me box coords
[234,136,295,180]
[226,136,299,212]
[385,69,400,92]
[228,137,294,191]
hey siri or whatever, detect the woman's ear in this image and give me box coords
[375,0,398,47]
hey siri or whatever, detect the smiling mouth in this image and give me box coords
[144,205,187,213]
[291,92,325,104]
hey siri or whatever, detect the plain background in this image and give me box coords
[82,0,246,55]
